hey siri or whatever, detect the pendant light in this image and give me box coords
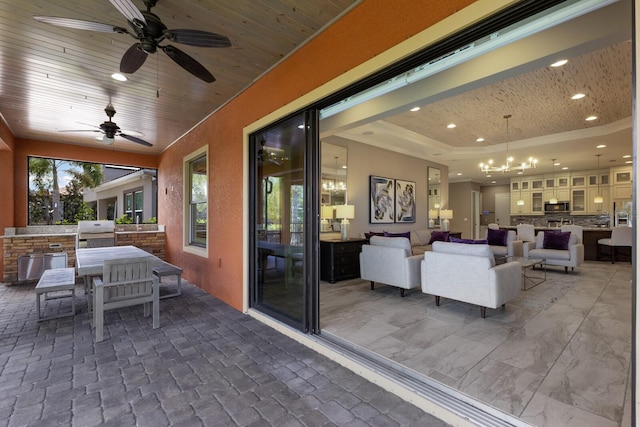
[594,154,604,204]
[549,159,558,204]
[516,180,525,206]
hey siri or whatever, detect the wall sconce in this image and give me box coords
[335,204,355,240]
[440,209,453,231]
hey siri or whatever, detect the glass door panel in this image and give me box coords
[250,112,318,331]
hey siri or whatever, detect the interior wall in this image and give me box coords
[480,184,510,225]
[449,181,481,238]
[331,137,449,237]
[158,0,475,310]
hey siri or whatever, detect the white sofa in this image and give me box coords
[359,236,422,297]
[421,241,521,318]
[523,225,584,273]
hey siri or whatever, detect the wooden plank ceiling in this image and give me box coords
[0,0,359,154]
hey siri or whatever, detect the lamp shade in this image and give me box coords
[321,205,334,219]
[336,204,355,219]
[440,209,453,220]
[594,196,604,204]
[516,199,525,206]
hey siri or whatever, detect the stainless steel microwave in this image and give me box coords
[544,201,570,213]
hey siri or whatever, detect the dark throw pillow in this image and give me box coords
[364,231,385,240]
[384,231,411,240]
[543,230,571,250]
[487,228,509,246]
[449,237,488,245]
[428,230,450,244]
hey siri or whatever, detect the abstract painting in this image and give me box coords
[369,175,395,223]
[395,179,416,223]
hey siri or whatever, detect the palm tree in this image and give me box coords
[29,158,104,224]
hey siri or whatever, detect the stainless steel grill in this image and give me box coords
[77,221,115,248]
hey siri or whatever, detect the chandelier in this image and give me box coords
[479,114,538,174]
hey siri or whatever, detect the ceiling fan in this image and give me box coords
[34,0,231,83]
[59,104,153,147]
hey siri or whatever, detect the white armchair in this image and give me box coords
[523,225,584,273]
[359,236,422,297]
[421,241,521,318]
[486,227,521,257]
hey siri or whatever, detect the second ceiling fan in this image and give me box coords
[34,0,231,83]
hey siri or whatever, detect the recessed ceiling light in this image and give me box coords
[550,59,568,67]
[476,137,484,142]
[111,73,127,81]
[447,123,456,129]
[410,106,420,112]
[562,167,569,170]
[585,115,598,121]
[486,174,492,178]
[297,124,304,129]
[597,144,606,148]
[626,160,633,164]
[517,171,523,175]
[623,154,631,158]
[571,93,585,100]
[554,162,561,166]
[491,181,496,184]
[456,172,462,176]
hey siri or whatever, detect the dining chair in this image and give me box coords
[93,256,159,342]
[598,226,633,264]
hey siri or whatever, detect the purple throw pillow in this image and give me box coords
[384,231,411,240]
[450,237,488,245]
[428,231,450,244]
[487,228,508,246]
[364,231,385,240]
[543,231,571,250]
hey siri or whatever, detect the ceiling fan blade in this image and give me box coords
[120,43,148,73]
[58,129,102,133]
[164,29,231,48]
[34,16,118,32]
[119,133,153,147]
[109,0,146,25]
[161,45,215,83]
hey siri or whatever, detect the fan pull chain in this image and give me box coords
[156,54,160,98]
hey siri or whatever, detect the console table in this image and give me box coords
[320,238,366,283]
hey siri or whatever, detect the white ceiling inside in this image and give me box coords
[320,0,632,186]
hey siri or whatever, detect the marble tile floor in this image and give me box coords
[320,261,633,426]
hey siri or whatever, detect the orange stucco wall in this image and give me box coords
[0,119,16,279]
[158,0,476,311]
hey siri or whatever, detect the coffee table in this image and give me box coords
[504,256,546,290]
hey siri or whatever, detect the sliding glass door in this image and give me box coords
[249,112,320,332]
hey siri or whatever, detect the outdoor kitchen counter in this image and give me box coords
[2,225,166,284]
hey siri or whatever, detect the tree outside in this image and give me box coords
[28,157,104,225]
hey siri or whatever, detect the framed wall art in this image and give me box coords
[395,179,416,223]
[369,175,395,223]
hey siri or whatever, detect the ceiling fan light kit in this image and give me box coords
[59,104,153,147]
[34,0,231,83]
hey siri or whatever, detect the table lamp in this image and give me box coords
[321,205,334,231]
[335,204,355,240]
[440,209,453,231]
[428,209,439,228]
